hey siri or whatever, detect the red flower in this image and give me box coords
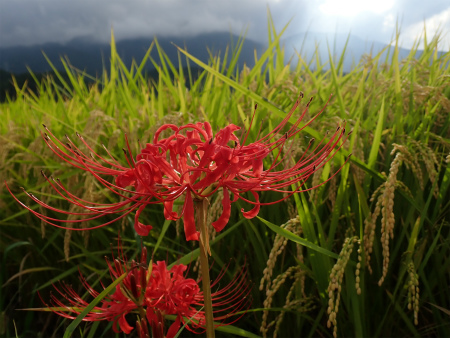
[145,259,251,334]
[42,240,251,336]
[44,243,146,334]
[8,94,350,240]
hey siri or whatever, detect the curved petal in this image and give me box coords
[134,204,152,236]
[183,192,199,241]
[115,169,136,188]
[146,307,158,325]
[166,316,182,338]
[154,124,179,143]
[163,200,178,220]
[215,124,240,146]
[204,121,213,139]
[252,158,263,177]
[241,191,260,219]
[118,313,134,334]
[135,160,162,190]
[212,188,231,232]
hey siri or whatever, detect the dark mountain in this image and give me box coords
[0,32,266,75]
[2,30,445,76]
[1,31,446,102]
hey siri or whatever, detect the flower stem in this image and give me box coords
[196,198,215,338]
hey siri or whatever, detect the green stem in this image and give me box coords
[196,198,215,338]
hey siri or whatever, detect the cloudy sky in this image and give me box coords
[0,0,449,50]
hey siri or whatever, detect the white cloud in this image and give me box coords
[383,13,396,31]
[400,7,450,49]
[319,0,394,17]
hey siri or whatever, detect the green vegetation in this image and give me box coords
[1,16,449,337]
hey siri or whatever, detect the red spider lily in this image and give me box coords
[42,240,251,336]
[7,93,351,240]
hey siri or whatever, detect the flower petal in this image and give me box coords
[252,158,263,177]
[212,188,231,232]
[183,192,199,241]
[163,200,178,220]
[241,191,260,219]
[118,313,134,334]
[134,204,152,236]
[215,124,240,146]
[166,316,182,338]
[115,169,136,188]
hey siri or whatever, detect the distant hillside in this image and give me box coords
[0,68,94,102]
[1,31,445,102]
[0,32,266,75]
[282,32,447,71]
[0,32,266,102]
[0,65,209,102]
[3,30,445,76]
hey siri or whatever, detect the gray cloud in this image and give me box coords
[0,0,304,47]
[0,0,448,49]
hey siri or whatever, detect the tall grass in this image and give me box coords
[1,15,449,337]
